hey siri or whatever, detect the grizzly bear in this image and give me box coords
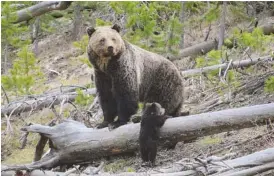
[139,102,170,166]
[86,24,183,129]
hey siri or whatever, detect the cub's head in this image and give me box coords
[86,24,125,58]
[143,102,165,117]
[141,102,168,129]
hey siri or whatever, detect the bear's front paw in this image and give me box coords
[108,121,127,130]
[96,121,109,129]
[141,161,155,167]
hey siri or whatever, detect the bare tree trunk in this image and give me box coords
[167,12,176,53]
[179,2,185,49]
[2,103,274,171]
[72,3,83,41]
[218,2,227,79]
[204,2,212,41]
[217,1,226,50]
[2,1,72,23]
[32,17,40,56]
[4,43,8,74]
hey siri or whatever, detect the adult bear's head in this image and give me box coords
[87,24,125,58]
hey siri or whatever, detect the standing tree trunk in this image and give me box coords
[179,2,185,49]
[32,17,40,56]
[3,43,9,74]
[72,3,83,41]
[218,1,226,50]
[218,1,227,78]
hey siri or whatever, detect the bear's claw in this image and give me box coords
[96,121,109,129]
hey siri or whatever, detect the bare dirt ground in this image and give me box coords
[1,12,274,175]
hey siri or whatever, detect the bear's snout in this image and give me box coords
[108,46,114,53]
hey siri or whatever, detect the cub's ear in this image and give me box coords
[87,27,96,37]
[112,24,121,33]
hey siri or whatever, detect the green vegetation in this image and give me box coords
[265,76,274,93]
[73,35,93,68]
[104,159,136,173]
[1,1,273,166]
[199,136,222,146]
[75,88,94,106]
[1,46,44,95]
[1,2,44,96]
[233,27,273,53]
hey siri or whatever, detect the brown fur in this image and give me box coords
[87,24,184,129]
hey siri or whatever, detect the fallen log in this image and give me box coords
[177,24,274,59]
[1,88,96,116]
[181,55,273,76]
[2,103,274,171]
[2,1,72,23]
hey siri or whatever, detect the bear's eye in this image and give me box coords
[112,38,116,42]
[100,38,105,43]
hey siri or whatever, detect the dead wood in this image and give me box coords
[2,55,272,115]
[1,103,274,171]
[2,148,274,176]
[1,88,96,116]
[156,148,274,176]
[2,1,72,23]
[181,55,273,77]
[177,24,274,59]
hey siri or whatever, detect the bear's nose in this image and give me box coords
[108,46,114,52]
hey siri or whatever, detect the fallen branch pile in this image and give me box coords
[2,148,274,176]
[1,88,96,116]
[1,103,274,172]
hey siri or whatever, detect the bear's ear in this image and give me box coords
[87,27,96,37]
[112,24,121,33]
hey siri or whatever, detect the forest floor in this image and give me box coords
[1,13,274,175]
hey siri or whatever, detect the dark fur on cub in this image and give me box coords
[86,24,183,129]
[139,102,170,166]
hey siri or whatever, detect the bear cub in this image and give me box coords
[139,102,170,166]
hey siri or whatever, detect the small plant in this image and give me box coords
[233,27,273,52]
[96,18,112,26]
[195,49,222,76]
[75,88,94,106]
[1,46,44,95]
[199,136,222,146]
[264,76,274,93]
[73,35,92,68]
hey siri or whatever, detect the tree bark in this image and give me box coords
[2,103,274,171]
[1,88,96,116]
[179,2,185,49]
[3,1,72,23]
[181,55,273,77]
[177,23,274,59]
[72,3,83,41]
[217,1,226,50]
